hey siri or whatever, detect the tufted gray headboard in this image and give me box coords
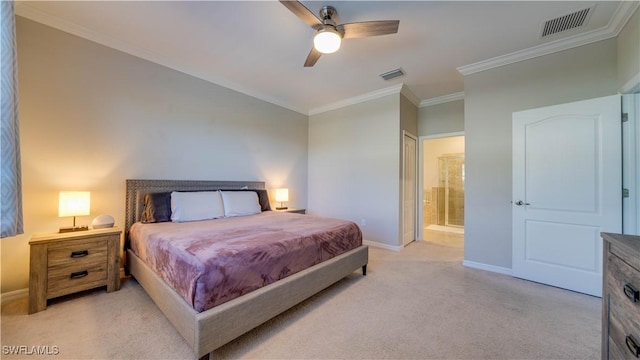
[124,179,265,241]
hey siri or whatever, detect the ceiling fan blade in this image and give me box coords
[338,20,400,39]
[304,46,322,67]
[280,1,322,28]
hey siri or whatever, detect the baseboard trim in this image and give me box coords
[463,260,513,276]
[363,240,402,252]
[1,288,28,304]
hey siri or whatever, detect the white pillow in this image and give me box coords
[220,191,261,217]
[170,191,225,222]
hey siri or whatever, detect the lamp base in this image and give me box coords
[59,225,89,233]
[276,207,288,210]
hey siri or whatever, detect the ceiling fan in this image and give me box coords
[280,1,400,67]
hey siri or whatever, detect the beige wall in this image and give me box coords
[308,92,415,249]
[3,18,308,293]
[617,7,639,91]
[308,95,401,248]
[418,100,464,136]
[400,93,419,137]
[464,38,618,270]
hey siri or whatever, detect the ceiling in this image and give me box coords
[15,1,638,115]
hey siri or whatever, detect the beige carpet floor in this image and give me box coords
[1,234,601,360]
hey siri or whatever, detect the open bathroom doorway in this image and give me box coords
[421,134,465,246]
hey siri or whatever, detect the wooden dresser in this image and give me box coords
[29,227,122,314]
[602,232,640,359]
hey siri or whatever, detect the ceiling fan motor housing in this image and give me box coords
[317,6,341,37]
[319,6,337,23]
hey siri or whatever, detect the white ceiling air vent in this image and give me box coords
[541,7,593,38]
[380,68,405,81]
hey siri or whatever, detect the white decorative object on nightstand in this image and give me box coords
[92,214,115,229]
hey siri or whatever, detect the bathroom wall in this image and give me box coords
[422,136,465,227]
[440,156,465,226]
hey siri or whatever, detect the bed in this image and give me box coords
[124,179,368,359]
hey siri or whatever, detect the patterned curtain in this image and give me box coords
[1,0,24,238]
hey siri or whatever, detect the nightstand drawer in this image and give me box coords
[47,238,108,269]
[47,263,108,298]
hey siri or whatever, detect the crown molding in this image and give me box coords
[609,1,640,35]
[14,3,308,115]
[458,2,639,76]
[309,84,404,116]
[620,72,640,94]
[419,92,465,107]
[308,84,420,116]
[457,27,614,75]
[400,85,421,108]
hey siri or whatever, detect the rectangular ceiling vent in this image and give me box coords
[541,7,592,38]
[380,68,405,81]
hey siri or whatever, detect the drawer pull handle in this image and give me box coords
[624,283,639,302]
[70,250,89,258]
[69,270,88,279]
[627,335,640,357]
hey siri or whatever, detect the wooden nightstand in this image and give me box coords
[275,208,306,214]
[29,227,122,314]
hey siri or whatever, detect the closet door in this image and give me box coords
[403,132,417,246]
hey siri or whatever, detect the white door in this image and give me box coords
[512,95,621,297]
[622,93,639,235]
[403,132,417,246]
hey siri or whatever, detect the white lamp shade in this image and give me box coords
[59,191,91,217]
[313,28,341,54]
[275,188,289,203]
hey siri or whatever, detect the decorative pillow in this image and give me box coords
[255,189,272,211]
[220,191,261,217]
[222,189,271,211]
[141,192,172,223]
[170,191,225,222]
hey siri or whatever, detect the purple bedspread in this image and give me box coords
[129,211,362,312]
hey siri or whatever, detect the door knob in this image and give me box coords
[514,200,530,206]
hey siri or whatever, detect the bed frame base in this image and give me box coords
[127,245,368,359]
[124,179,369,359]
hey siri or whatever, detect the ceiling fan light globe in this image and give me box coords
[313,29,341,54]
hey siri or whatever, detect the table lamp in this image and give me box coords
[275,188,289,210]
[59,191,90,233]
